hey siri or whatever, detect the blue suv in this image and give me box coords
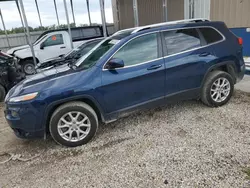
[4,19,245,147]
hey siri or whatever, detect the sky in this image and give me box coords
[0,0,113,30]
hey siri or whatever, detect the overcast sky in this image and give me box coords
[0,0,113,30]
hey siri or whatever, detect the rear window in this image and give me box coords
[163,28,201,55]
[71,27,102,41]
[199,28,223,44]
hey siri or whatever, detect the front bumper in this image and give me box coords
[4,102,46,139]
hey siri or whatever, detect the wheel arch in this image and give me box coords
[44,95,105,134]
[201,61,237,88]
[19,57,39,65]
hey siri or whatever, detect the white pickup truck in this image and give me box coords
[7,26,105,75]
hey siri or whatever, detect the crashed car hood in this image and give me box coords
[23,64,72,88]
[7,45,29,55]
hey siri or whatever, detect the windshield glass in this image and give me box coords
[75,38,120,70]
[33,35,48,45]
[65,40,102,61]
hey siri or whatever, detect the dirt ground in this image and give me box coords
[0,91,250,188]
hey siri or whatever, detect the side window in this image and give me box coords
[43,34,64,47]
[199,28,223,44]
[163,29,201,55]
[112,33,158,67]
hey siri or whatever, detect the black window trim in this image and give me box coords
[102,31,163,70]
[161,26,225,58]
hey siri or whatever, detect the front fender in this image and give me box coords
[43,94,106,131]
[14,48,36,60]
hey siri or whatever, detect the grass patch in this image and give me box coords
[242,168,250,179]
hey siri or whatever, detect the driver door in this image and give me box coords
[100,32,165,114]
[37,33,69,62]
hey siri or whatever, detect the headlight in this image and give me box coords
[9,92,38,102]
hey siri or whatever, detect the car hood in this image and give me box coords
[6,64,75,100]
[24,64,71,87]
[7,45,29,55]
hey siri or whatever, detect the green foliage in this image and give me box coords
[242,168,250,179]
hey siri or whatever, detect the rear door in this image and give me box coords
[101,32,165,113]
[162,27,217,96]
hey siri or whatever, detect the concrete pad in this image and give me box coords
[235,75,250,93]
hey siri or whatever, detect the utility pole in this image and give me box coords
[35,0,42,27]
[63,0,74,49]
[99,0,107,37]
[86,0,92,25]
[53,0,60,26]
[70,0,76,26]
[18,0,37,66]
[0,8,10,48]
[133,0,139,27]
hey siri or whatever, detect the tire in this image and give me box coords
[0,85,6,102]
[49,102,98,147]
[22,60,36,75]
[201,70,234,107]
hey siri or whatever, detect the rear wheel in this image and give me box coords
[201,70,234,107]
[49,102,98,147]
[22,60,36,75]
[0,85,6,102]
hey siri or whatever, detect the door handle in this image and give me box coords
[147,64,162,70]
[199,52,210,57]
[60,46,66,49]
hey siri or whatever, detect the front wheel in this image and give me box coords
[49,102,98,147]
[201,70,234,107]
[22,60,36,75]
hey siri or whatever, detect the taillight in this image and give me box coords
[238,37,243,45]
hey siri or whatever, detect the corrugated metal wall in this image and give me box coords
[210,0,250,27]
[0,31,42,52]
[116,0,134,29]
[137,0,164,26]
[167,0,184,21]
[113,0,185,30]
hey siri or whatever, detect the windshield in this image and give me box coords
[65,40,102,61]
[75,38,120,70]
[33,35,48,45]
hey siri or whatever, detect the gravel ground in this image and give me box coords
[0,91,250,188]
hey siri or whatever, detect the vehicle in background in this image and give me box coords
[36,38,103,72]
[0,51,25,101]
[230,28,250,72]
[5,19,245,147]
[7,26,105,75]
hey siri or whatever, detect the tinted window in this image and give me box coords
[43,34,63,47]
[199,28,223,44]
[66,40,101,60]
[113,33,158,66]
[71,28,102,40]
[163,29,201,55]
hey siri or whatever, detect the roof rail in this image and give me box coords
[131,18,210,34]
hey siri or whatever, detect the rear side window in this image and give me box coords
[199,28,223,44]
[163,29,201,55]
[43,34,64,47]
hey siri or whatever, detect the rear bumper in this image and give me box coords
[236,63,245,82]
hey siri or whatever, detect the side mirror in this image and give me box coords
[105,58,124,69]
[40,43,45,50]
